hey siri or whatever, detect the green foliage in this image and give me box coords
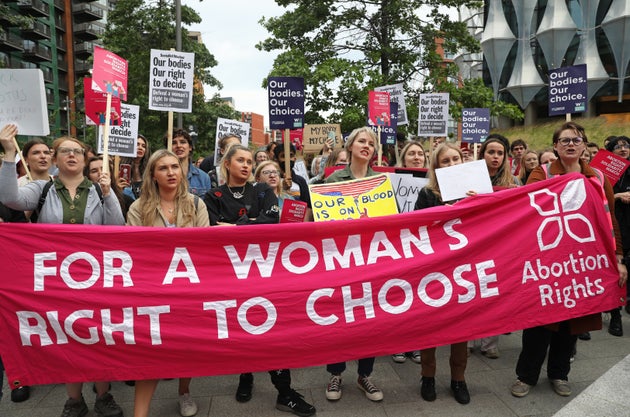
[96,0,238,155]
[258,0,508,132]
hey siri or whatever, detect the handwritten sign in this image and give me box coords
[0,69,49,136]
[418,93,449,137]
[309,174,398,221]
[302,124,342,154]
[149,49,195,112]
[96,104,140,157]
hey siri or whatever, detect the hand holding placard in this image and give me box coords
[0,124,18,160]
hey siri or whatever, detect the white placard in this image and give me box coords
[375,83,407,125]
[418,92,449,137]
[213,118,250,165]
[388,172,429,213]
[97,104,140,157]
[149,49,195,113]
[435,159,493,202]
[0,69,49,136]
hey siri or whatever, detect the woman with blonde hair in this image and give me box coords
[127,149,209,417]
[396,141,427,168]
[414,143,473,404]
[255,160,295,210]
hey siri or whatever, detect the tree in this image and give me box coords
[100,0,239,156]
[258,0,522,132]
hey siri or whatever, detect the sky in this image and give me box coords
[183,0,286,121]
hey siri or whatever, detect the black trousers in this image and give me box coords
[240,370,292,396]
[515,321,577,385]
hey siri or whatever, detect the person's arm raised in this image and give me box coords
[0,124,18,161]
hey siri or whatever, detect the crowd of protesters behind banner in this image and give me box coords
[0,121,627,417]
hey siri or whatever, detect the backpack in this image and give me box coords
[30,181,104,224]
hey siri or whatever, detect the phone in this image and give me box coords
[118,163,131,183]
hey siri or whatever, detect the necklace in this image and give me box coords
[227,184,245,199]
[161,201,175,214]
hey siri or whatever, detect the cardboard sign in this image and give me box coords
[96,104,140,157]
[91,46,128,101]
[375,83,408,125]
[280,199,308,223]
[418,93,449,137]
[590,149,630,185]
[461,108,490,143]
[149,49,195,113]
[309,174,398,221]
[0,69,49,136]
[268,77,304,129]
[302,124,342,154]
[367,91,391,126]
[549,64,587,116]
[83,77,122,126]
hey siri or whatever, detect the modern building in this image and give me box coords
[457,0,630,126]
[1,0,110,137]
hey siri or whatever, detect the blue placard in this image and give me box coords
[268,77,305,129]
[368,102,398,145]
[461,108,490,143]
[548,64,587,116]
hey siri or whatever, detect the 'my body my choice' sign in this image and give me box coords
[0,174,622,386]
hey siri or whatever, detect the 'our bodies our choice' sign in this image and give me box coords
[461,108,490,143]
[0,174,622,386]
[548,64,587,116]
[268,77,304,129]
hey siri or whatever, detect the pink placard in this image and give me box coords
[91,45,128,101]
[280,199,307,223]
[83,78,122,126]
[0,173,622,386]
[590,149,630,185]
[368,91,391,126]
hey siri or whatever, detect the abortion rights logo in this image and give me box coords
[529,178,595,251]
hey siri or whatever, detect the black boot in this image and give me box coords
[451,380,470,404]
[609,308,623,337]
[420,377,436,401]
[235,373,253,402]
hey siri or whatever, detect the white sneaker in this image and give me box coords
[178,393,198,416]
[357,376,383,402]
[391,353,406,363]
[326,375,342,401]
[410,350,422,364]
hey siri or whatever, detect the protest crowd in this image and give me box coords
[0,118,628,417]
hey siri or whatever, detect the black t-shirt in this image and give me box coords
[204,182,279,225]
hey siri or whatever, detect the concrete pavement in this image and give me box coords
[1,313,629,417]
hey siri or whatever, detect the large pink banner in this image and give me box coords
[0,174,624,387]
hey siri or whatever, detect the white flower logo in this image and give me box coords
[529,178,595,251]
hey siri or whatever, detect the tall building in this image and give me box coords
[1,0,110,137]
[458,0,630,126]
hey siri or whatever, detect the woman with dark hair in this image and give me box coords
[511,122,627,399]
[119,134,151,199]
[18,138,52,184]
[127,149,208,417]
[325,127,385,403]
[479,134,521,189]
[414,143,473,405]
[203,145,314,417]
[85,156,134,220]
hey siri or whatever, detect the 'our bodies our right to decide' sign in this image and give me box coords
[97,103,140,157]
[268,77,304,129]
[548,64,587,116]
[149,49,195,113]
[461,108,490,143]
[417,93,449,137]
